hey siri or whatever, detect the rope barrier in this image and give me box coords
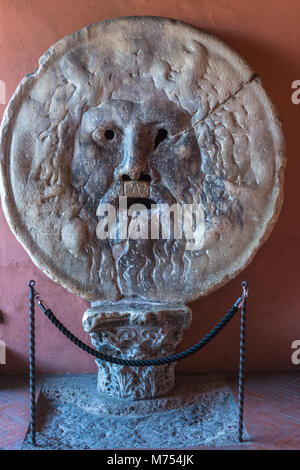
[28,280,248,446]
[30,282,245,366]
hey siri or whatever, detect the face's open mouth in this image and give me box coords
[122,172,157,210]
[121,173,151,183]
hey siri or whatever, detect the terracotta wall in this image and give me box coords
[0,0,299,374]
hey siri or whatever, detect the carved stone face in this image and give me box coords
[70,95,207,300]
[0,17,286,303]
[71,96,196,206]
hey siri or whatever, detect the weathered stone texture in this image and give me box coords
[22,374,246,449]
[83,302,192,399]
[0,17,286,304]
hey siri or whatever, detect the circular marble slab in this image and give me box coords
[0,17,286,303]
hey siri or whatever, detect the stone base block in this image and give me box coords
[22,374,248,450]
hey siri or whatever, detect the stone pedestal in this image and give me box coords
[82,301,192,400]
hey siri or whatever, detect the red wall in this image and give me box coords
[0,0,299,374]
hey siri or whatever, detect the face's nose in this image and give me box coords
[117,126,146,181]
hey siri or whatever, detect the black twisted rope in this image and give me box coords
[28,282,36,446]
[238,284,248,442]
[37,295,243,367]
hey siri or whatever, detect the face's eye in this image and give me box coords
[92,127,118,145]
[104,129,115,141]
[154,128,168,150]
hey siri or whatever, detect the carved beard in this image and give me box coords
[96,180,198,300]
[115,237,190,300]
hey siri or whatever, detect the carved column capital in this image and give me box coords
[83,301,192,399]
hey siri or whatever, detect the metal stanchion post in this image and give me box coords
[29,280,36,446]
[238,281,248,442]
